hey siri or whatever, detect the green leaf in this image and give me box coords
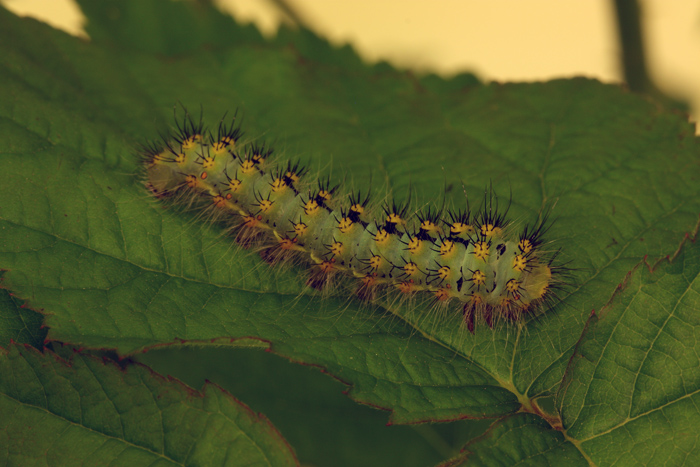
[558,238,700,464]
[138,346,491,466]
[0,286,46,348]
[1,0,699,455]
[448,414,588,466]
[0,343,297,466]
[78,0,268,55]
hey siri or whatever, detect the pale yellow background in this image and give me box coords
[4,0,700,131]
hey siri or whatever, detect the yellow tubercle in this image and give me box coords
[211,141,228,154]
[243,215,259,228]
[202,156,216,169]
[439,239,455,258]
[228,179,242,192]
[360,273,378,287]
[434,286,452,301]
[212,194,227,208]
[506,279,521,293]
[386,213,404,225]
[278,237,300,250]
[319,260,335,273]
[240,160,256,174]
[338,217,355,234]
[351,204,364,215]
[258,199,273,213]
[518,239,533,254]
[304,199,320,216]
[403,262,418,277]
[374,229,389,245]
[397,280,416,294]
[330,242,344,256]
[471,270,486,286]
[513,255,527,272]
[481,224,502,237]
[499,297,512,306]
[271,178,287,192]
[420,220,442,235]
[182,135,202,150]
[529,265,552,299]
[473,242,490,261]
[293,222,308,237]
[407,237,423,254]
[437,266,451,280]
[450,222,474,235]
[185,174,198,189]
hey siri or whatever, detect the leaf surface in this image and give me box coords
[139,346,490,466]
[0,0,699,432]
[0,343,297,466]
[447,414,588,466]
[558,239,700,465]
[0,288,46,348]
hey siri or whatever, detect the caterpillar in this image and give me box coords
[142,110,563,332]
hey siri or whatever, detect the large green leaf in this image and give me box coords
[447,414,589,466]
[558,238,700,464]
[0,343,297,466]
[1,0,700,464]
[139,346,491,466]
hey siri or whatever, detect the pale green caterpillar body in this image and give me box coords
[143,111,562,331]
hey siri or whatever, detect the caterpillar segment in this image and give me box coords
[143,113,558,330]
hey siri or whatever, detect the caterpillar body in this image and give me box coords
[143,111,561,331]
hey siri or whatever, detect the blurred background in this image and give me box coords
[3,0,700,132]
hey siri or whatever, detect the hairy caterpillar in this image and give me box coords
[142,110,564,331]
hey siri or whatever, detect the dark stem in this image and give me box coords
[612,0,687,110]
[266,0,309,30]
[613,0,650,93]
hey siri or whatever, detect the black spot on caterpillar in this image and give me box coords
[141,109,567,332]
